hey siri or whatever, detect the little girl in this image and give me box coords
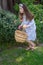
[18,4,36,50]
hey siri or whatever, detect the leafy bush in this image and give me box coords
[21,0,35,5]
[28,4,43,21]
[13,3,19,15]
[0,9,20,43]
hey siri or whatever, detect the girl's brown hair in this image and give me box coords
[19,4,34,21]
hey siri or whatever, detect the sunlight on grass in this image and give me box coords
[16,56,24,62]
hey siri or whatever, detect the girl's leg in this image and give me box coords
[26,40,31,50]
[26,40,36,50]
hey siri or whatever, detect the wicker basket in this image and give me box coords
[15,30,27,43]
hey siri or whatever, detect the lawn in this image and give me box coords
[0,46,43,65]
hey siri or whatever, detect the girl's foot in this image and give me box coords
[31,47,35,51]
[31,46,37,51]
[26,47,31,50]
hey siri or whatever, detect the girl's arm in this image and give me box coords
[20,22,24,26]
[18,20,24,29]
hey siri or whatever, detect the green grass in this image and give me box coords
[0,47,43,65]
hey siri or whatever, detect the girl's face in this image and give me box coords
[19,6,24,13]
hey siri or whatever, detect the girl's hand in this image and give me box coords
[23,25,27,29]
[18,25,22,30]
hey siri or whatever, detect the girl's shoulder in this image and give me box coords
[27,18,34,22]
[30,18,35,23]
[32,18,34,21]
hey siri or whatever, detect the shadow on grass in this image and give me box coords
[0,46,43,65]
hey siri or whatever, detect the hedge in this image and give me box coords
[0,9,20,43]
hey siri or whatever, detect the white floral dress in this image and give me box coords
[20,15,36,41]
